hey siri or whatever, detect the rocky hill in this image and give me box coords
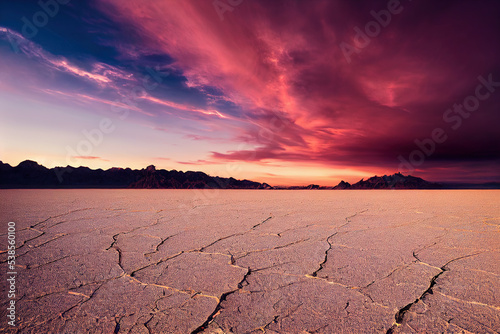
[0,160,272,189]
[334,173,442,189]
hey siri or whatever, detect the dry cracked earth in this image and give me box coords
[0,189,499,334]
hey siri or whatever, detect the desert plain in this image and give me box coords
[0,189,499,334]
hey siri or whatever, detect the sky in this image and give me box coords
[0,0,499,186]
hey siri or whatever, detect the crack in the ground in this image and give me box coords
[107,233,121,251]
[310,324,330,333]
[60,281,107,319]
[47,220,69,229]
[28,233,68,249]
[260,302,304,332]
[344,301,350,315]
[310,232,337,277]
[126,273,215,299]
[276,224,315,237]
[234,237,311,260]
[190,267,252,333]
[440,316,478,334]
[106,234,127,272]
[106,224,153,252]
[362,261,414,289]
[0,233,70,266]
[143,315,154,334]
[274,237,311,250]
[25,254,71,270]
[435,291,500,311]
[107,227,178,274]
[105,214,176,256]
[251,216,273,229]
[386,252,483,334]
[199,216,273,252]
[130,251,184,277]
[199,233,243,252]
[247,281,299,294]
[113,315,124,334]
[338,209,369,229]
[144,233,179,257]
[116,247,124,272]
[23,276,114,303]
[345,209,368,222]
[29,208,93,229]
[228,251,235,265]
[12,228,44,249]
[411,236,445,262]
[262,315,280,331]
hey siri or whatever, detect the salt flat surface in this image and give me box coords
[0,190,499,334]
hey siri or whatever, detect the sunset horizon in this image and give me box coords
[2,158,500,188]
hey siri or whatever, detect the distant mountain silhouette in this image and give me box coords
[333,180,351,190]
[0,160,272,189]
[274,184,321,190]
[334,173,441,189]
[1,160,497,189]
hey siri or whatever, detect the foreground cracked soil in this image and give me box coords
[0,190,499,333]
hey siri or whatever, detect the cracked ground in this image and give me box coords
[0,189,499,334]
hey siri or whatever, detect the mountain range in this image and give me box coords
[0,160,498,189]
[0,160,271,189]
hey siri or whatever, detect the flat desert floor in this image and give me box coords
[0,190,499,334]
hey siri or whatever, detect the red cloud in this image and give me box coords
[96,1,500,182]
[72,156,109,161]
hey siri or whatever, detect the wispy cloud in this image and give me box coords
[141,95,227,119]
[39,88,150,114]
[71,156,109,161]
[0,27,129,86]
